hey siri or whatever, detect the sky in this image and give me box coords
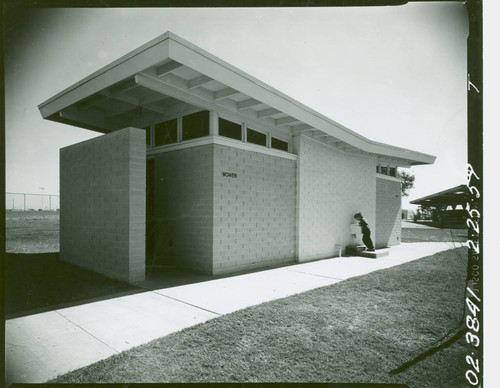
[5,4,469,210]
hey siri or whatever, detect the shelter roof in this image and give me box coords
[39,31,435,166]
[410,184,469,207]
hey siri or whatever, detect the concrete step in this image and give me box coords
[360,249,390,259]
[345,245,367,256]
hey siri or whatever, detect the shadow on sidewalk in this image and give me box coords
[5,253,298,319]
[5,253,250,319]
[5,253,144,319]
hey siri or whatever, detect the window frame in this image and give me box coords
[218,117,243,141]
[181,110,210,142]
[246,126,268,147]
[270,136,289,152]
[154,118,178,147]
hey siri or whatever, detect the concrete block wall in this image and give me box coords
[295,136,376,261]
[212,144,296,275]
[60,127,146,283]
[375,177,402,248]
[153,145,214,274]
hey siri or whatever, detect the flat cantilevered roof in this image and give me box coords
[410,184,469,207]
[38,31,436,166]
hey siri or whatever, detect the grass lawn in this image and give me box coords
[401,226,467,243]
[51,247,470,386]
[6,210,60,253]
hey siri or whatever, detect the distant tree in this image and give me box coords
[400,170,415,197]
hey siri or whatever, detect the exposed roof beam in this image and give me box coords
[156,61,183,77]
[237,98,261,111]
[147,96,181,110]
[38,33,434,166]
[109,101,196,129]
[77,94,109,111]
[214,87,239,101]
[257,108,281,118]
[104,103,138,119]
[143,102,173,115]
[135,72,283,135]
[105,107,163,130]
[159,101,199,119]
[188,75,212,89]
[107,78,138,96]
[276,116,300,126]
[106,106,155,122]
[292,124,314,132]
[313,132,331,138]
[106,92,165,115]
[146,100,195,117]
[82,80,139,111]
[139,93,174,106]
[326,138,342,143]
[59,108,113,132]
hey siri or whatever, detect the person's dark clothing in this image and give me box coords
[358,218,370,233]
[358,217,375,251]
[362,229,375,251]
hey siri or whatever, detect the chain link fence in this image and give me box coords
[6,192,60,211]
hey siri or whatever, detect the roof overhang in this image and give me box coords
[38,31,436,167]
[410,184,469,206]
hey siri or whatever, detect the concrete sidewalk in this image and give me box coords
[5,242,458,385]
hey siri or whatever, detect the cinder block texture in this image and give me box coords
[375,177,402,248]
[296,136,376,261]
[60,127,146,283]
[212,144,296,275]
[152,143,295,275]
[153,145,214,274]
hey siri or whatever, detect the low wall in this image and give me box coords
[60,127,146,283]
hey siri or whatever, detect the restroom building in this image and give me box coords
[38,32,435,283]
